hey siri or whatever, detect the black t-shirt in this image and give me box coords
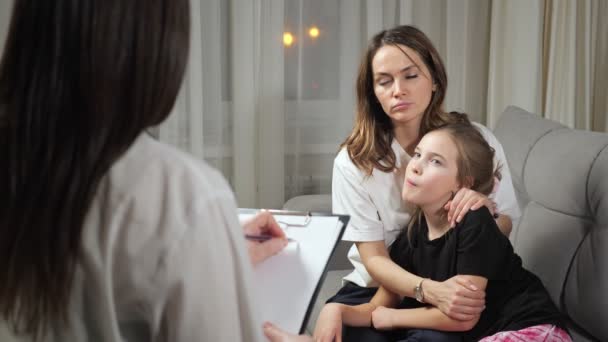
[389,207,566,340]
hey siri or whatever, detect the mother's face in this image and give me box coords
[371,44,435,128]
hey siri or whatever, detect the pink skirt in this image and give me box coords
[479,324,572,342]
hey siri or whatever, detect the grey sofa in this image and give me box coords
[283,106,608,341]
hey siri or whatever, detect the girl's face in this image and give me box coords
[371,44,435,127]
[403,130,460,208]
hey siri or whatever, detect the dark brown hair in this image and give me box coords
[444,124,502,197]
[0,0,190,337]
[341,25,469,175]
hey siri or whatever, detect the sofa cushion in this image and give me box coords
[494,106,608,342]
[283,194,332,213]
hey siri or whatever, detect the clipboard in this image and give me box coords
[239,209,349,334]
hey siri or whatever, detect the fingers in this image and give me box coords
[443,200,452,211]
[447,311,480,321]
[263,322,314,342]
[441,294,485,320]
[336,326,342,342]
[261,237,288,256]
[259,210,287,238]
[448,189,494,226]
[243,211,286,239]
[469,197,486,211]
[455,298,486,313]
[249,238,288,265]
[454,200,474,226]
[313,329,339,342]
[448,188,474,227]
[451,277,485,299]
[444,299,485,321]
[263,322,289,341]
[447,190,464,223]
[452,276,477,290]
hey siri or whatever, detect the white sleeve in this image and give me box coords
[474,123,521,224]
[332,152,384,242]
[153,191,264,342]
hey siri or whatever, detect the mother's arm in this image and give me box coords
[371,276,488,332]
[358,241,486,321]
[444,188,513,237]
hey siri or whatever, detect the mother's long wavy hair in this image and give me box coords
[0,0,190,337]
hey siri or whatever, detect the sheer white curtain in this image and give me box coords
[160,0,287,208]
[159,0,607,208]
[160,0,496,208]
[542,0,608,131]
[487,0,608,131]
[0,0,604,206]
[281,0,495,201]
[486,0,545,127]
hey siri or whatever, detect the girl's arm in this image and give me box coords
[359,241,421,299]
[373,306,478,332]
[358,241,485,321]
[371,276,488,332]
[313,286,398,341]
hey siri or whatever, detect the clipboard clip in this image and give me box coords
[263,209,311,228]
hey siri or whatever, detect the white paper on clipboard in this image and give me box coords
[238,209,349,334]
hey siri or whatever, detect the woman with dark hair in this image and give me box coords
[325,25,521,340]
[0,1,287,341]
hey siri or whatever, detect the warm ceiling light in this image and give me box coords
[309,26,320,38]
[283,32,294,47]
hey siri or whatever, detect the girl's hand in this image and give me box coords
[313,303,343,342]
[444,188,496,227]
[371,306,396,330]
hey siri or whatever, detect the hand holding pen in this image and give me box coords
[242,210,288,265]
[245,234,296,243]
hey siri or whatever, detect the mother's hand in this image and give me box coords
[424,275,486,321]
[444,188,496,227]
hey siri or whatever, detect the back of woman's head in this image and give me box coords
[343,25,468,175]
[0,0,190,337]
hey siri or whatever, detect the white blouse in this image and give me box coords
[0,134,264,341]
[332,123,521,287]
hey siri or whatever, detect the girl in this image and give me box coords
[315,123,570,341]
[329,25,520,338]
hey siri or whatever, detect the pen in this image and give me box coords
[245,234,296,243]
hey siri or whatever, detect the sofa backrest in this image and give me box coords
[493,106,608,342]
